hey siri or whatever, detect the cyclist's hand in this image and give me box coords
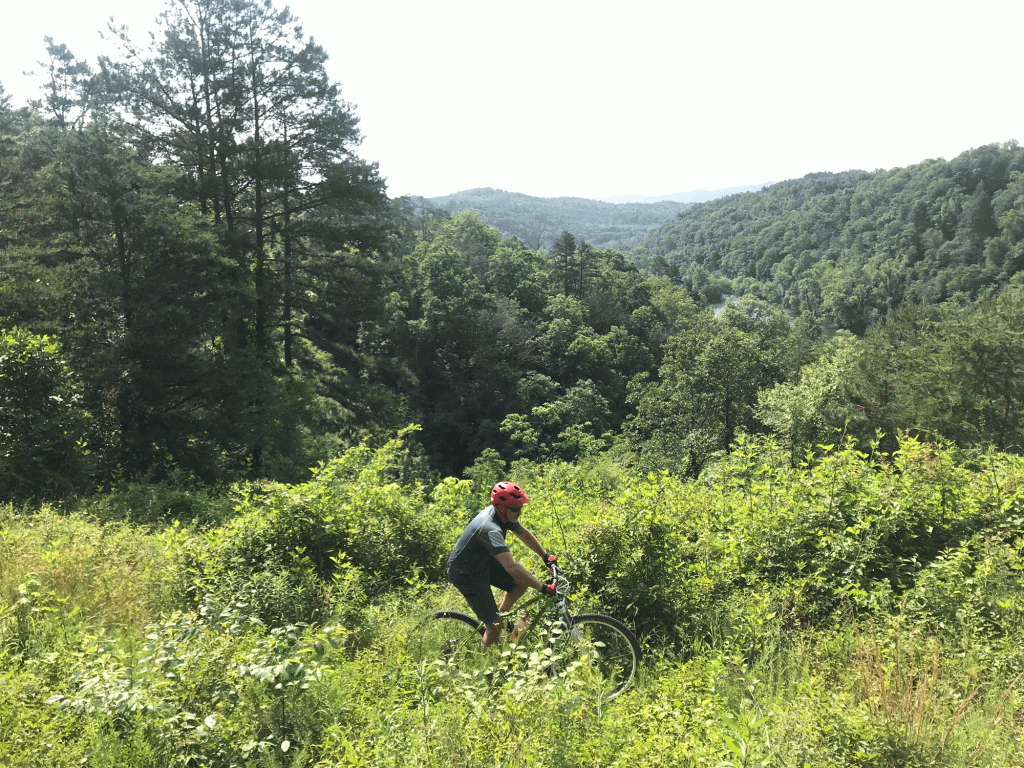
[540,579,557,597]
[544,553,558,569]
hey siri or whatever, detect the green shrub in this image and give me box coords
[81,475,233,527]
[0,328,94,502]
[6,431,1024,766]
[571,472,735,647]
[176,429,455,626]
[700,434,1020,621]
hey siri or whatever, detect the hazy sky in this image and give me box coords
[4,0,1022,200]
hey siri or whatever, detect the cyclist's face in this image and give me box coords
[496,504,523,522]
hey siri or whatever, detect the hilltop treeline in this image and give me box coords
[2,0,1024,503]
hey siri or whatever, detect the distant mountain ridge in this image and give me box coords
[416,184,770,251]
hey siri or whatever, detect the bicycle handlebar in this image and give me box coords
[545,562,568,598]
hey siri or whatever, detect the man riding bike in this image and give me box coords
[446,481,557,648]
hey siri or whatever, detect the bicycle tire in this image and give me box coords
[548,613,640,700]
[411,611,486,671]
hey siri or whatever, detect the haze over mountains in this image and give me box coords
[418,183,771,251]
[595,184,773,205]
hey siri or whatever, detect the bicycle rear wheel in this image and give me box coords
[411,611,486,672]
[548,613,640,700]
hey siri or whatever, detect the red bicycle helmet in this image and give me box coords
[490,481,530,507]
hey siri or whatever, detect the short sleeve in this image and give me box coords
[485,528,510,553]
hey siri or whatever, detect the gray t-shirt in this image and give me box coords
[446,505,523,578]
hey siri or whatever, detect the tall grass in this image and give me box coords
[1,434,1023,766]
[0,504,178,630]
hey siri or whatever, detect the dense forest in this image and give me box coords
[633,149,1024,333]
[2,2,1024,766]
[5,58,1024,498]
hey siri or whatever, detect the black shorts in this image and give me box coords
[448,558,516,625]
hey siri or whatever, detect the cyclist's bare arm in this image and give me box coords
[513,527,548,563]
[493,551,545,592]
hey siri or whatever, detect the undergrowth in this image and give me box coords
[0,431,1022,766]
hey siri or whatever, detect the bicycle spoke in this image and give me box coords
[411,612,487,674]
[547,614,640,699]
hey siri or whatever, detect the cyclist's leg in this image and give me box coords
[497,582,528,613]
[484,560,521,647]
[481,619,502,648]
[450,572,501,649]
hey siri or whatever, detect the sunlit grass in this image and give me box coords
[1,434,1023,767]
[0,505,177,630]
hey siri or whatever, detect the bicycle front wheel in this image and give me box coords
[548,613,640,700]
[410,611,486,672]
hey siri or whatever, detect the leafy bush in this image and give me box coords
[572,473,731,646]
[701,434,1016,617]
[81,474,233,527]
[563,433,1024,649]
[176,429,457,626]
[0,328,94,502]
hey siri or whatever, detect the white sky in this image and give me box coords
[3,0,1023,200]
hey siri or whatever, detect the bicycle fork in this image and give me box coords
[555,597,581,643]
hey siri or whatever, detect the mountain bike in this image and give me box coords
[415,565,640,700]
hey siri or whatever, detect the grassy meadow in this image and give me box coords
[1,431,1023,767]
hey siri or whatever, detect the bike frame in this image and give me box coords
[500,566,578,646]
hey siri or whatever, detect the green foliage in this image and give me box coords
[756,330,862,458]
[2,433,1024,766]
[177,429,454,626]
[901,521,1024,652]
[501,379,613,464]
[81,474,233,527]
[625,302,787,475]
[853,288,1024,453]
[0,327,93,501]
[634,143,1024,335]
[1,0,395,490]
[572,472,726,646]
[6,0,1024,760]
[0,509,178,649]
[8,46,1024,490]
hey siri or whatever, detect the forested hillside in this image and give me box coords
[633,143,1024,334]
[4,40,1024,497]
[2,0,1024,499]
[418,187,695,250]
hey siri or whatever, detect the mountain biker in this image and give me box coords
[446,481,558,648]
